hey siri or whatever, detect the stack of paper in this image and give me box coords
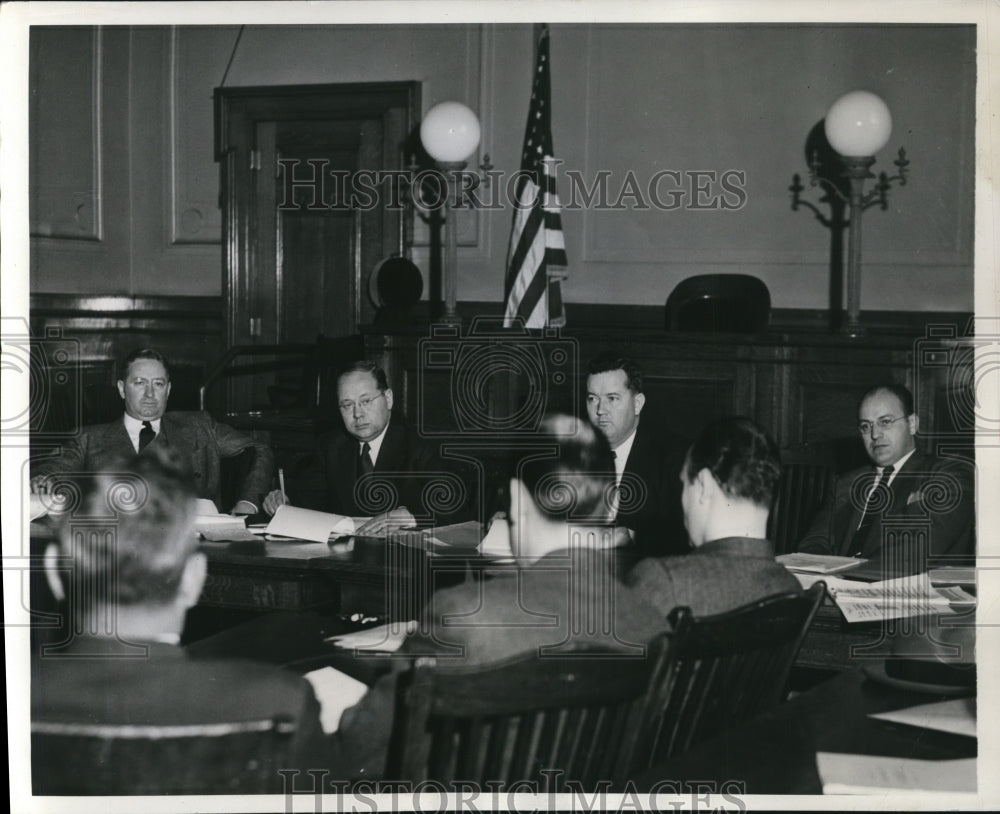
[822,573,975,623]
[869,698,976,738]
[326,620,418,653]
[777,552,865,574]
[816,752,976,793]
[390,520,483,551]
[193,499,247,536]
[265,505,356,543]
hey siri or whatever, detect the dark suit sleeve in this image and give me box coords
[33,434,89,477]
[207,414,275,508]
[925,457,976,562]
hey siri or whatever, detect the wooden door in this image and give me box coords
[216,83,418,411]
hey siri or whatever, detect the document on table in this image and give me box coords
[265,505,357,543]
[390,520,483,551]
[302,667,370,733]
[869,697,976,738]
[821,573,975,623]
[326,620,418,652]
[777,553,866,574]
[193,499,248,535]
[816,752,976,793]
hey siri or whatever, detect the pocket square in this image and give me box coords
[906,490,923,505]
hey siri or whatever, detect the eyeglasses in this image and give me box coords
[857,415,907,435]
[338,392,386,414]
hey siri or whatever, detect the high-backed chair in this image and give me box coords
[636,583,825,767]
[768,461,836,555]
[385,638,670,789]
[31,716,298,795]
[664,274,770,332]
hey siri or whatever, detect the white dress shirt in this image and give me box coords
[123,414,161,453]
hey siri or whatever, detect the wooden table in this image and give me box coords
[635,667,977,794]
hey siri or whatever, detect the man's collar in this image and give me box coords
[881,447,917,473]
[123,414,161,432]
[363,416,391,461]
[613,426,639,464]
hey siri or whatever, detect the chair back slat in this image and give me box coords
[31,715,297,795]
[388,641,666,789]
[639,583,825,766]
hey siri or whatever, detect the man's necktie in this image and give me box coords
[358,442,374,477]
[849,464,894,557]
[138,421,155,452]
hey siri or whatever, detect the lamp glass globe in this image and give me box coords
[824,90,892,157]
[420,101,481,163]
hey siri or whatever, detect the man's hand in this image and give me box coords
[262,489,288,516]
[30,474,50,495]
[355,507,417,537]
[231,500,258,516]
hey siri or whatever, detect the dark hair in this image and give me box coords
[515,414,615,521]
[586,353,643,394]
[59,447,198,607]
[118,348,171,382]
[684,416,781,508]
[338,360,389,392]
[859,384,915,417]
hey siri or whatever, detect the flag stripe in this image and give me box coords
[503,24,567,329]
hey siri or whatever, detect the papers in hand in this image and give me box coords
[777,553,865,574]
[479,517,514,559]
[816,752,976,793]
[869,697,976,738]
[822,573,975,624]
[302,667,369,734]
[265,505,356,543]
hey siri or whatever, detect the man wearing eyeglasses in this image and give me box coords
[266,360,467,534]
[797,384,974,575]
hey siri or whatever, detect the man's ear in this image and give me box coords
[695,467,715,502]
[633,392,646,415]
[178,551,207,609]
[384,388,394,411]
[117,380,125,400]
[908,413,919,436]
[43,542,65,603]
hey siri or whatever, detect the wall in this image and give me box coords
[30,23,975,313]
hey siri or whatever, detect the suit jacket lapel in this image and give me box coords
[373,418,407,473]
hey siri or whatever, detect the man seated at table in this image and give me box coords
[32,448,328,792]
[797,384,975,575]
[585,353,689,555]
[31,348,274,516]
[329,413,666,778]
[626,416,800,616]
[265,359,474,534]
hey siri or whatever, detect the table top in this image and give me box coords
[635,667,976,794]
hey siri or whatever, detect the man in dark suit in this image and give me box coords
[31,348,274,515]
[585,354,688,555]
[797,384,975,575]
[329,414,666,778]
[626,417,800,616]
[266,359,471,533]
[31,449,328,792]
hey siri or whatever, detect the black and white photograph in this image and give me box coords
[3,1,998,811]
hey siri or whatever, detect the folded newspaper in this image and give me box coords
[819,573,975,623]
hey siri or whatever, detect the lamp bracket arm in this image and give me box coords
[810,175,849,206]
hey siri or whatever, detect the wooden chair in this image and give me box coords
[31,716,297,795]
[768,460,836,555]
[385,638,670,790]
[636,583,825,767]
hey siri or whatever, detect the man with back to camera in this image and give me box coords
[31,448,327,793]
[585,353,689,556]
[797,384,975,576]
[30,348,274,515]
[326,413,667,779]
[626,416,800,616]
[264,359,473,533]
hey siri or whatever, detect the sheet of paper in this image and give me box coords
[479,517,513,558]
[265,504,355,543]
[302,666,370,734]
[199,527,260,542]
[816,752,976,793]
[196,498,220,515]
[869,698,976,738]
[327,620,418,652]
[777,553,866,574]
[825,573,975,623]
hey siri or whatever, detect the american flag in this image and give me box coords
[503,24,568,329]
